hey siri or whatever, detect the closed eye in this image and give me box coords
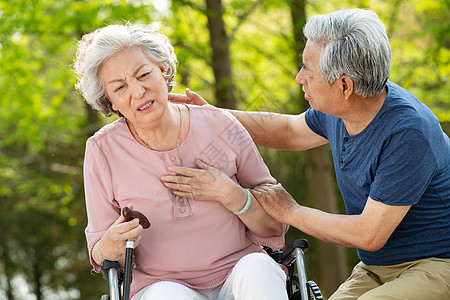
[114,85,126,92]
[139,72,151,79]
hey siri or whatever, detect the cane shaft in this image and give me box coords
[123,239,135,300]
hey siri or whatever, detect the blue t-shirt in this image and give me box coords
[305,81,450,265]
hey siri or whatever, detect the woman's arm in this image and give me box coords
[84,140,143,269]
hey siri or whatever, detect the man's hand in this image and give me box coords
[251,183,299,224]
[168,88,209,106]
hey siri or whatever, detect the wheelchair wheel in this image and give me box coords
[287,274,300,300]
[307,281,323,300]
[287,276,323,300]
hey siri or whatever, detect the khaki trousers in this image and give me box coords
[329,257,450,300]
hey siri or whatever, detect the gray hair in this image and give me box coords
[303,9,391,97]
[73,24,177,117]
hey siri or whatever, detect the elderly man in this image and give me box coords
[168,8,450,299]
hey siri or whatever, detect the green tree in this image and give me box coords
[0,0,159,298]
[1,0,447,298]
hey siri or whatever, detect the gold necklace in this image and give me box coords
[139,105,182,150]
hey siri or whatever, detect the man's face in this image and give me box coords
[295,41,342,115]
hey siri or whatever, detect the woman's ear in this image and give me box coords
[160,66,169,83]
[103,94,118,112]
[109,97,117,111]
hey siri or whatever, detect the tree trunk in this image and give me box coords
[289,0,348,296]
[33,254,42,300]
[0,241,14,300]
[205,0,236,109]
[305,146,349,296]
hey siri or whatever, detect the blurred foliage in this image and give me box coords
[0,0,448,298]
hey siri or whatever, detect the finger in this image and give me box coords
[163,181,191,192]
[195,159,224,178]
[167,165,201,177]
[168,92,190,103]
[250,188,270,204]
[115,218,141,234]
[185,88,194,99]
[161,174,192,184]
[185,88,197,100]
[112,212,127,225]
[252,186,272,196]
[259,183,278,189]
[253,183,281,197]
[195,158,211,170]
[173,190,194,199]
[121,224,143,242]
[185,88,208,105]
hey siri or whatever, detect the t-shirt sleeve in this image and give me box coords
[219,110,287,249]
[84,138,121,272]
[304,107,329,139]
[369,129,437,206]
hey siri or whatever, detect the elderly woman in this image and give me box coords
[74,24,288,300]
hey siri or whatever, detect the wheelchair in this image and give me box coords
[264,239,323,300]
[100,238,323,300]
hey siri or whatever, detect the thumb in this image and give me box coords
[185,88,208,106]
[114,204,134,224]
[113,212,126,225]
[196,158,211,170]
[185,88,195,98]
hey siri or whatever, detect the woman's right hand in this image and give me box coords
[168,88,209,106]
[94,207,143,264]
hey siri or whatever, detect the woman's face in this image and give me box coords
[100,47,169,127]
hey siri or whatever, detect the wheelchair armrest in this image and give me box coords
[282,239,309,265]
[263,246,283,263]
[101,260,120,280]
[101,260,122,300]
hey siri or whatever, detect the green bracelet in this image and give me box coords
[233,189,252,215]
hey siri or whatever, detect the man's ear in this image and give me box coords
[339,75,354,100]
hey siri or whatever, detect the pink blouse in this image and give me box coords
[83,104,285,297]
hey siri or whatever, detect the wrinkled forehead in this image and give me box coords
[99,48,156,81]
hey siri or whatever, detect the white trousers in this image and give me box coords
[132,252,288,300]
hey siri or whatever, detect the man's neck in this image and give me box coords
[342,88,387,136]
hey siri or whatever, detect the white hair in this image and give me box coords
[74,24,177,117]
[303,9,391,97]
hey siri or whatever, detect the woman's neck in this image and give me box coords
[127,104,182,151]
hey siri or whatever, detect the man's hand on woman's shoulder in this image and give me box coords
[168,88,209,106]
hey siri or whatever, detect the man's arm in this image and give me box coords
[227,110,328,151]
[168,89,328,151]
[252,184,411,251]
